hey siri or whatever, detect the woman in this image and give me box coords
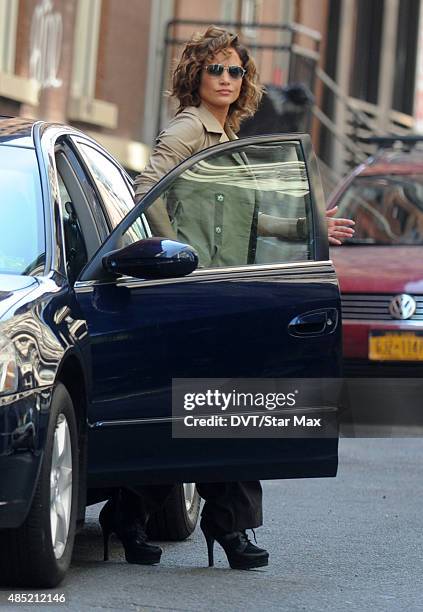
[99,25,354,571]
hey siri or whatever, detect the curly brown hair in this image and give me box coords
[171,26,263,133]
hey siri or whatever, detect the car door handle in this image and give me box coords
[288,308,338,337]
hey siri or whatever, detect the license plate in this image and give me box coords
[368,331,423,361]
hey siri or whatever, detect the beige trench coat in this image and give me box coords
[133,103,259,267]
[133,103,303,267]
[134,103,236,202]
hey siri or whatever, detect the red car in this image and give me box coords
[328,137,423,381]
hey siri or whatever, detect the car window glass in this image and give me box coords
[57,171,88,283]
[0,145,45,275]
[124,140,312,268]
[77,143,147,242]
[62,144,110,241]
[337,175,423,245]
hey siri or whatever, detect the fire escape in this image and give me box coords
[160,20,415,199]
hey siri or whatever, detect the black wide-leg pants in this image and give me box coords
[122,481,263,533]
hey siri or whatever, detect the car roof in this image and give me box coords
[0,115,106,153]
[328,142,423,206]
[0,116,37,147]
[360,149,423,176]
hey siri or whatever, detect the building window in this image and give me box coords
[241,0,260,39]
[71,0,102,100]
[0,0,19,73]
[68,0,117,128]
[349,0,384,104]
[392,0,420,115]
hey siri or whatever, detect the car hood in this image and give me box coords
[330,246,423,294]
[0,274,39,320]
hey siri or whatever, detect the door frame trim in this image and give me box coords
[75,259,337,292]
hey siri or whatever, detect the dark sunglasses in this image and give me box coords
[204,64,246,79]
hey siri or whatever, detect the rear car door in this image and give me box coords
[74,134,342,488]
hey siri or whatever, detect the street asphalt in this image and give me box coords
[1,436,422,612]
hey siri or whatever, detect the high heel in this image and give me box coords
[200,518,269,570]
[203,530,215,567]
[99,491,162,565]
[99,510,112,561]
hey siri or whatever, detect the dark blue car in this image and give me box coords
[0,117,342,586]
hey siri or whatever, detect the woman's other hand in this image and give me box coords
[326,206,355,245]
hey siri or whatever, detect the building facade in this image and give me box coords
[0,0,421,176]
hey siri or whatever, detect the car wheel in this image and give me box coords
[146,483,200,541]
[0,383,78,587]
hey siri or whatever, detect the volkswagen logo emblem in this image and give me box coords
[388,294,416,320]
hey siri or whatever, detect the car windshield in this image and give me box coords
[0,145,45,275]
[336,174,423,245]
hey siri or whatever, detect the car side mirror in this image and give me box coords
[102,237,198,279]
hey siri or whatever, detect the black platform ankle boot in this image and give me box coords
[200,518,269,570]
[99,491,162,565]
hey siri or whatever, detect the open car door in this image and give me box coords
[74,134,342,488]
